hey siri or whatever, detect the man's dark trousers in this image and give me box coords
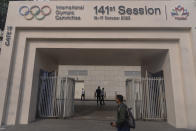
[97,96,101,105]
[117,123,130,131]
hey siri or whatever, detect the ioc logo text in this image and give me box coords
[19,5,51,20]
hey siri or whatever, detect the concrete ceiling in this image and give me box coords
[37,48,168,66]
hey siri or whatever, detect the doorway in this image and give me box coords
[74,81,85,100]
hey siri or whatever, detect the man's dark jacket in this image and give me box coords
[116,103,129,127]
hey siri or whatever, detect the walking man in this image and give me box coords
[81,88,85,101]
[111,95,130,131]
[95,86,102,105]
[101,88,106,105]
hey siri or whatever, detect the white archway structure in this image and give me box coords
[0,1,196,130]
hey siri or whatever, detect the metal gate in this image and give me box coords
[126,77,167,120]
[37,76,75,118]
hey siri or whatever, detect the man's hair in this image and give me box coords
[116,95,123,102]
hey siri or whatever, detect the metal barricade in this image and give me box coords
[126,77,167,121]
[38,76,75,118]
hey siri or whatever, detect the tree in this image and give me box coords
[0,0,9,30]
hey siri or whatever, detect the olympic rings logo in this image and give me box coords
[19,5,51,20]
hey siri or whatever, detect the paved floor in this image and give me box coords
[0,101,195,131]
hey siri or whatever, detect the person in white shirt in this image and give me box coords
[81,88,85,101]
[101,88,106,105]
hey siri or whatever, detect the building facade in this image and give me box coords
[0,0,196,130]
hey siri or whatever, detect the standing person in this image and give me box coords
[95,86,102,105]
[81,88,85,101]
[101,88,106,105]
[111,95,130,131]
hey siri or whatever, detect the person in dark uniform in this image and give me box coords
[95,86,102,105]
[111,95,130,131]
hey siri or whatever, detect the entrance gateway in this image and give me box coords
[0,0,196,130]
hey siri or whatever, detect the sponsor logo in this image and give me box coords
[171,5,189,20]
[19,5,51,20]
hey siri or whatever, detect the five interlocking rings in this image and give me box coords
[19,5,51,20]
